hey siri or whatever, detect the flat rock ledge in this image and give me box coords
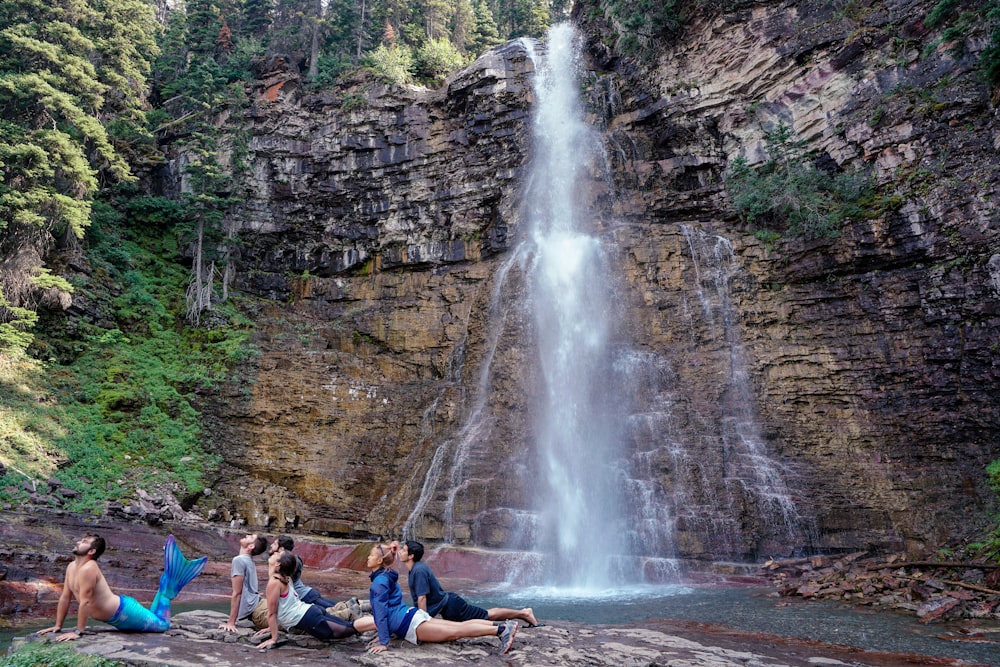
[11,610,973,667]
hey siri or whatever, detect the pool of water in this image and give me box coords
[474,584,1000,666]
[3,587,997,665]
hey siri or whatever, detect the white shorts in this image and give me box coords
[404,608,432,644]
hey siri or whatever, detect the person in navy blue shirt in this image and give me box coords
[400,540,538,627]
[361,543,518,655]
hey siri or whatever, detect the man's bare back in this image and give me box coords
[65,558,120,621]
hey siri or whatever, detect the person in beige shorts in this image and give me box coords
[218,533,269,631]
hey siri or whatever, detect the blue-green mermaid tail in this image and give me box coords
[158,534,208,600]
[107,535,206,632]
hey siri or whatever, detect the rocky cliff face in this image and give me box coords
[181,0,1000,563]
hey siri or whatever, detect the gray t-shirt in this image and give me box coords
[231,553,260,619]
[290,555,312,599]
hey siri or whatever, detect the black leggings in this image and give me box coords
[296,604,357,641]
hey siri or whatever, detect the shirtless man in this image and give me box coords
[38,533,206,640]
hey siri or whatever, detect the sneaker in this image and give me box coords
[498,619,518,655]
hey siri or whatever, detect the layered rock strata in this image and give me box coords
[179,0,999,561]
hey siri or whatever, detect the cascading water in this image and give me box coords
[403,24,811,585]
[522,23,627,590]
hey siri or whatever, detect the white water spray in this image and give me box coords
[524,24,627,589]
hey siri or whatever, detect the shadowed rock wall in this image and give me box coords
[181,0,1000,561]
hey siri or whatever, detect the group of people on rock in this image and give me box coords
[39,532,537,656]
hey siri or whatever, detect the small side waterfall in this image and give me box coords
[678,225,812,555]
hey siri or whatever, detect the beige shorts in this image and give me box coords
[404,608,432,644]
[249,598,269,629]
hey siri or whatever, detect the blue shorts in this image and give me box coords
[440,593,488,622]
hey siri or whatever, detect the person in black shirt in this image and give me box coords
[399,540,538,627]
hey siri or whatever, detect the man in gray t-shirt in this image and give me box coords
[218,533,268,632]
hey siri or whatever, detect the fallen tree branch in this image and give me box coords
[891,573,1000,596]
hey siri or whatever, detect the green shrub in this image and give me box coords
[925,0,959,28]
[601,0,684,55]
[363,44,415,86]
[726,124,873,239]
[0,287,38,354]
[415,38,467,84]
[311,52,357,89]
[224,36,267,82]
[1,641,120,667]
[924,0,1000,89]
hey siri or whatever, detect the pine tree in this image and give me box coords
[0,0,157,352]
[270,0,312,58]
[241,0,275,39]
[423,0,453,40]
[186,0,224,59]
[451,0,476,53]
[468,0,502,56]
[153,8,188,97]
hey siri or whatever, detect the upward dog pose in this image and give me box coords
[360,543,518,656]
[39,534,207,640]
[256,551,361,651]
[399,540,538,627]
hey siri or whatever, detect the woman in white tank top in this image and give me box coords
[257,551,359,650]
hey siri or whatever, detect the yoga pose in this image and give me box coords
[363,543,517,655]
[219,532,269,632]
[256,551,360,650]
[38,534,206,640]
[399,540,537,626]
[268,536,338,608]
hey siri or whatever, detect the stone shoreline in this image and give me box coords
[10,609,982,667]
[3,511,998,666]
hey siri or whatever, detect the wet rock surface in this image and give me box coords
[12,609,981,667]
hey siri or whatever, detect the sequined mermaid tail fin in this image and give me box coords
[158,534,208,599]
[148,534,208,626]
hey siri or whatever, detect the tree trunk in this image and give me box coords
[308,0,322,80]
[356,0,366,60]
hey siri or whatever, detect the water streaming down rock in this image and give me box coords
[675,225,814,557]
[521,24,630,589]
[403,25,811,581]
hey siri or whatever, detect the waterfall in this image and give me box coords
[522,23,629,589]
[679,225,812,554]
[402,24,810,579]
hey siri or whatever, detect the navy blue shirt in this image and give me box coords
[407,561,448,617]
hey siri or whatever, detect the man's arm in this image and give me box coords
[54,564,97,641]
[416,594,428,612]
[219,573,244,632]
[37,567,73,635]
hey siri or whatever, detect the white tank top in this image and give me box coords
[276,581,310,629]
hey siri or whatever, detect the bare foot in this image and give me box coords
[522,607,538,627]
